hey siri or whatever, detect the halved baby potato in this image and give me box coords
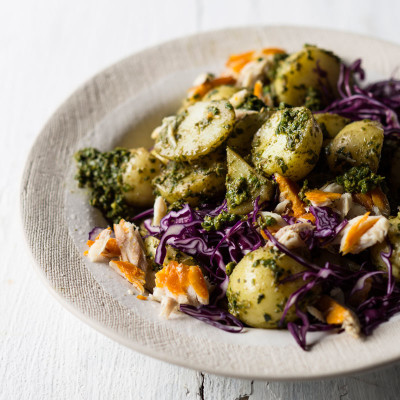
[153,100,235,161]
[252,106,323,181]
[274,45,341,106]
[122,148,162,207]
[153,150,226,205]
[226,147,274,214]
[326,119,384,173]
[227,246,313,328]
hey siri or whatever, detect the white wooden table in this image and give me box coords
[2,1,400,398]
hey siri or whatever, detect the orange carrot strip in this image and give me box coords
[275,174,306,218]
[136,295,147,301]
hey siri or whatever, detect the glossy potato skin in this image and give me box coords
[252,106,323,181]
[203,85,239,101]
[274,45,341,106]
[153,151,226,206]
[226,147,274,215]
[314,113,350,139]
[227,110,271,158]
[227,246,310,328]
[122,148,162,207]
[153,100,235,161]
[371,214,400,280]
[326,120,384,173]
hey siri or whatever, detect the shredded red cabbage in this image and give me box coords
[180,304,244,333]
[147,200,264,304]
[131,208,153,221]
[322,59,400,136]
[263,228,400,349]
[88,227,107,241]
[128,59,400,347]
[308,206,347,247]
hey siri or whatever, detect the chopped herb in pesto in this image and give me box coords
[257,294,265,304]
[227,288,250,316]
[298,179,310,202]
[225,262,237,276]
[252,258,284,281]
[207,105,220,116]
[226,176,250,208]
[202,210,238,231]
[264,313,272,322]
[257,214,277,229]
[275,157,288,173]
[238,94,266,112]
[74,147,134,223]
[304,87,323,111]
[336,165,385,194]
[276,108,309,150]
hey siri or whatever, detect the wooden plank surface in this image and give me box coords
[2,0,400,398]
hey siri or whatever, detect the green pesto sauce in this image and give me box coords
[336,165,385,194]
[304,87,323,111]
[257,215,277,230]
[153,155,226,204]
[227,288,250,316]
[194,105,221,130]
[276,108,309,150]
[202,210,238,231]
[225,261,237,276]
[226,175,262,208]
[275,156,288,173]
[298,179,310,203]
[238,94,266,112]
[252,258,284,281]
[74,147,135,223]
[263,313,272,322]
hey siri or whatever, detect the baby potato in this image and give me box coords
[153,100,235,161]
[326,120,384,173]
[371,214,400,280]
[203,85,239,101]
[227,246,311,328]
[226,147,275,215]
[274,45,341,107]
[122,148,162,207]
[314,113,351,139]
[227,109,271,157]
[252,106,323,181]
[153,150,226,206]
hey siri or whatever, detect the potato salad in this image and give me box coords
[75,45,400,349]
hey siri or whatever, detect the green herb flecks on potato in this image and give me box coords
[227,246,315,329]
[153,100,235,162]
[252,106,323,181]
[274,45,341,107]
[226,147,275,214]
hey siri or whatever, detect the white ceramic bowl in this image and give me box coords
[21,26,400,380]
